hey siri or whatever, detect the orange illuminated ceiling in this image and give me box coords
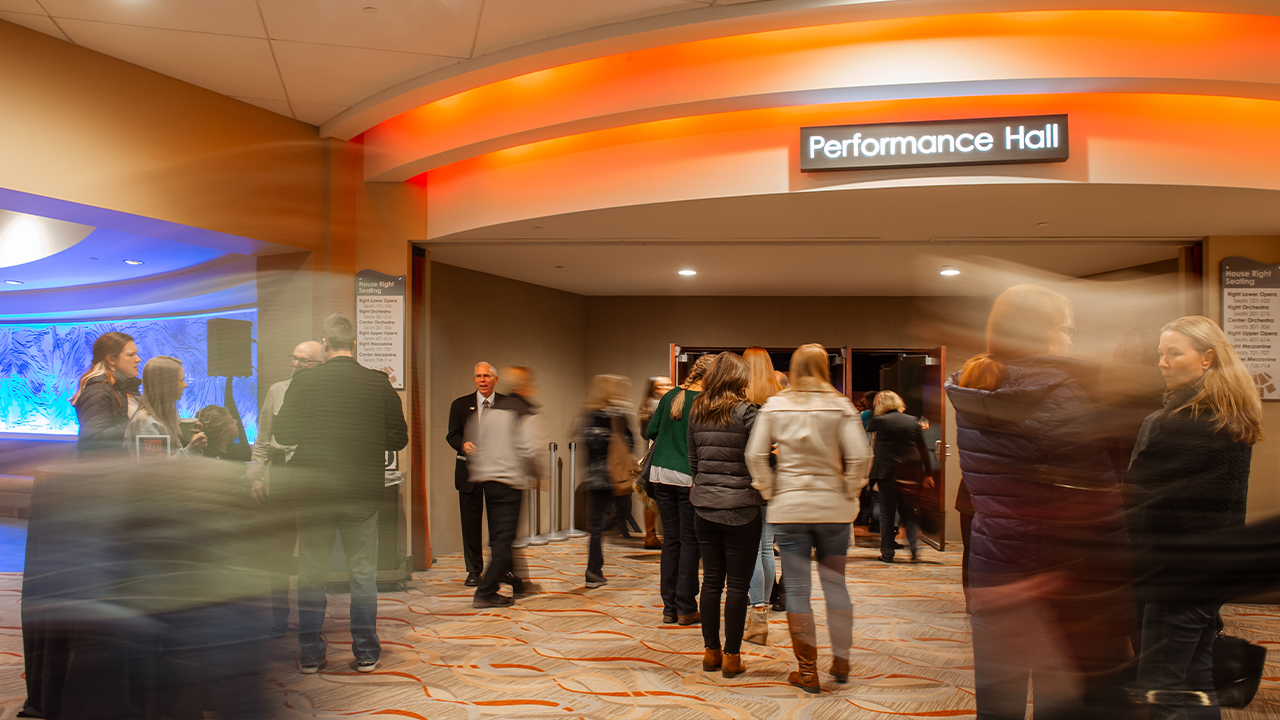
[363,9,1280,182]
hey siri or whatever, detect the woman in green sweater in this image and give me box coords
[646,355,714,625]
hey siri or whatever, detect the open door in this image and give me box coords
[918,346,947,551]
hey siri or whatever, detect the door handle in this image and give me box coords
[934,440,949,463]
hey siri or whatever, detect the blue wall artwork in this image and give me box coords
[0,310,258,442]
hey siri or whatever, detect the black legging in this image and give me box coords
[695,511,763,655]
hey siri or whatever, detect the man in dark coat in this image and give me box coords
[274,313,408,674]
[446,362,503,586]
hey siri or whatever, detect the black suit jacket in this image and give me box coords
[867,411,933,482]
[274,356,408,506]
[446,392,505,493]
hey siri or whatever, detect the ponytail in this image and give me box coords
[958,353,1006,391]
[671,354,715,420]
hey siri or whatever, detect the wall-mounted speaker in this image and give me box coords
[208,318,253,377]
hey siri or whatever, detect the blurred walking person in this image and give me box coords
[646,355,714,623]
[688,353,765,677]
[945,285,1133,719]
[747,344,871,693]
[274,314,408,674]
[742,346,781,645]
[1128,316,1263,720]
[447,362,503,586]
[577,374,638,589]
[867,390,933,563]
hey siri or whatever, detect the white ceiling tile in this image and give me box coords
[232,96,295,118]
[38,0,266,37]
[57,20,287,100]
[290,101,349,127]
[273,40,460,107]
[258,0,481,57]
[0,11,68,40]
[0,0,45,13]
[473,0,695,57]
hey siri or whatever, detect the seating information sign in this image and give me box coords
[1221,256,1280,400]
[356,269,406,390]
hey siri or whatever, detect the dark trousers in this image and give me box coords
[586,488,613,577]
[695,511,762,655]
[613,493,640,535]
[475,482,523,599]
[296,504,380,664]
[257,467,297,626]
[876,476,918,561]
[1138,602,1222,720]
[459,486,485,574]
[652,482,701,616]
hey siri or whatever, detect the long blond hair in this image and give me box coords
[1162,316,1264,445]
[691,353,750,426]
[671,354,715,420]
[959,284,1072,391]
[785,343,838,394]
[584,374,631,412]
[744,346,782,404]
[135,356,185,440]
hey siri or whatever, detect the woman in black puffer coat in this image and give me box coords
[687,353,764,679]
[1127,316,1263,720]
[71,332,141,457]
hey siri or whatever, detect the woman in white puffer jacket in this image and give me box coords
[746,343,871,694]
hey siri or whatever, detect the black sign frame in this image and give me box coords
[800,114,1069,172]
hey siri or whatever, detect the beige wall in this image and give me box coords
[1203,237,1280,522]
[429,263,588,559]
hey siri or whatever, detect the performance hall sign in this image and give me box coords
[800,114,1069,171]
[1222,256,1280,401]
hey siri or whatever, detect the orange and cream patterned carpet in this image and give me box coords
[0,533,1277,719]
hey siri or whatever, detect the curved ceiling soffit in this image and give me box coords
[323,0,1280,141]
[371,77,1280,182]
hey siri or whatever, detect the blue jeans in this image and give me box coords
[296,505,381,664]
[748,506,775,606]
[773,523,852,658]
[1138,602,1221,720]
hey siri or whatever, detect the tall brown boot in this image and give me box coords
[828,605,853,683]
[786,612,820,694]
[643,509,661,549]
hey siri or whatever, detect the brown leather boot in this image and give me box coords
[721,653,743,678]
[702,648,722,672]
[744,606,769,646]
[830,655,850,683]
[643,509,661,549]
[786,612,820,694]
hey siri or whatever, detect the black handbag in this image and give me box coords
[636,444,655,496]
[1213,628,1267,708]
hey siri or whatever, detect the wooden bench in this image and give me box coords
[0,475,34,518]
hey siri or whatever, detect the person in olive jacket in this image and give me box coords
[71,331,142,457]
[686,353,764,679]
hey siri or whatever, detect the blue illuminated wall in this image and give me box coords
[0,310,258,442]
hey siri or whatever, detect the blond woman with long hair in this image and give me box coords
[742,347,782,644]
[746,344,870,693]
[945,284,1132,719]
[576,374,637,589]
[645,354,714,624]
[1128,316,1263,720]
[124,356,207,457]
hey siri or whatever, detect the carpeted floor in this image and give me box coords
[0,531,1277,719]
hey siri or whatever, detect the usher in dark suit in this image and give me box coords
[866,410,933,562]
[274,356,408,667]
[447,391,505,576]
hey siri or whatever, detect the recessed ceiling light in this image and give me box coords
[124,259,144,265]
[88,256,99,260]
[363,6,378,13]
[555,265,564,269]
[940,266,960,276]
[1037,221,1050,227]
[4,280,22,285]
[678,269,697,276]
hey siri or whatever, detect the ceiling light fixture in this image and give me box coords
[363,6,378,13]
[124,259,144,265]
[678,269,697,276]
[4,280,22,285]
[1037,221,1050,227]
[940,266,960,276]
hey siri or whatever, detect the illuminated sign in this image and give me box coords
[800,115,1068,171]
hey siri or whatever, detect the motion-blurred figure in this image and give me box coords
[274,314,408,674]
[1128,316,1264,720]
[577,374,638,589]
[248,340,323,639]
[748,344,871,694]
[467,366,547,608]
[945,285,1133,719]
[196,405,247,461]
[742,347,782,645]
[447,362,503,587]
[637,375,673,550]
[71,331,141,458]
[866,390,933,564]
